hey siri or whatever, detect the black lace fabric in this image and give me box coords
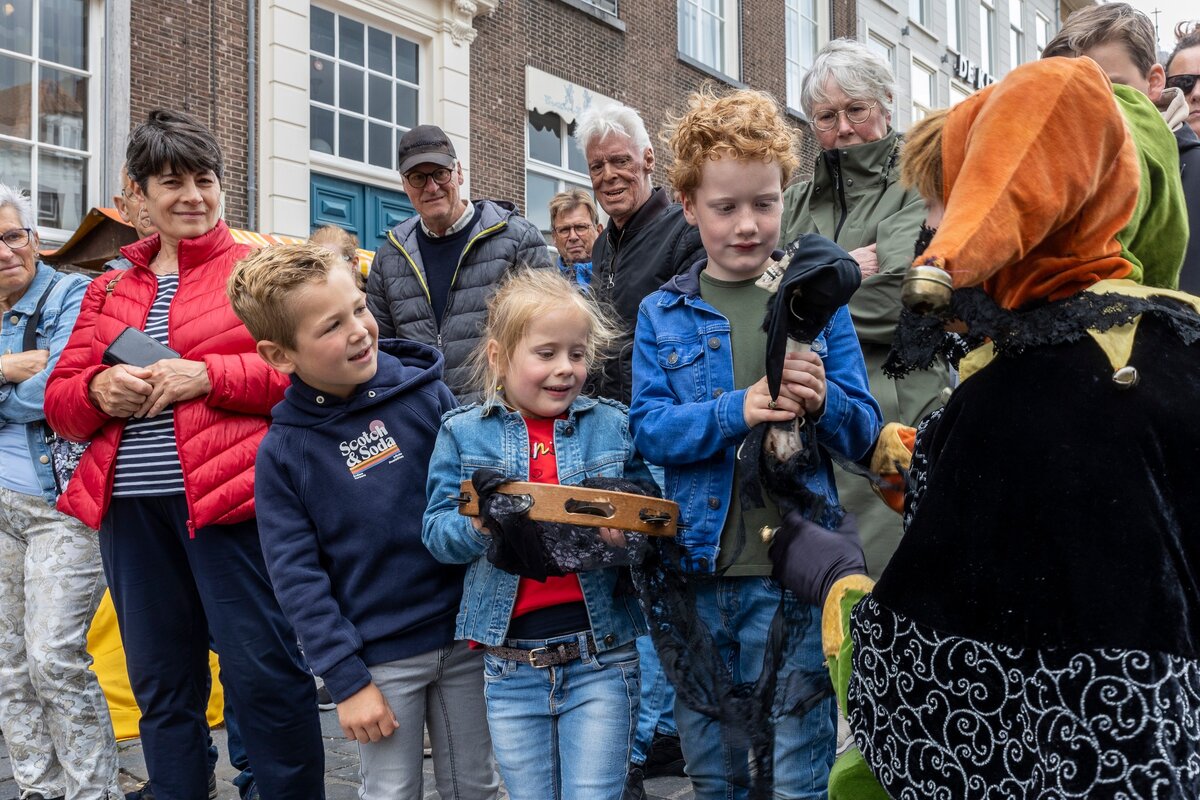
[631,539,832,800]
[473,469,653,581]
[885,287,1200,378]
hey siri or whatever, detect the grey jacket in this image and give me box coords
[366,199,552,399]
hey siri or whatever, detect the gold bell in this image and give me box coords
[901,264,954,315]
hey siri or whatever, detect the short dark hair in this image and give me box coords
[1166,24,1200,73]
[126,109,224,191]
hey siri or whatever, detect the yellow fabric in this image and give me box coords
[922,58,1140,309]
[821,574,876,660]
[87,590,225,741]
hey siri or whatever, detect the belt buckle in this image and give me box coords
[527,646,550,668]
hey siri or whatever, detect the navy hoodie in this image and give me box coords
[255,339,462,703]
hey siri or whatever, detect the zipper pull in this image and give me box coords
[437,332,443,349]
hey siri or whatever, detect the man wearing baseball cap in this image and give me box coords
[367,124,553,399]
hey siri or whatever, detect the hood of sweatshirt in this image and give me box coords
[272,338,445,427]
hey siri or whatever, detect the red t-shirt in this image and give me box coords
[510,416,585,619]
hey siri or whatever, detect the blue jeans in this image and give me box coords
[631,635,677,765]
[673,577,834,800]
[100,496,324,800]
[483,633,640,800]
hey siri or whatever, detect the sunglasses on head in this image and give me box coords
[1166,73,1199,94]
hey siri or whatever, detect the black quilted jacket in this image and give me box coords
[366,199,552,399]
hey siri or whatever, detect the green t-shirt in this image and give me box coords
[699,270,784,576]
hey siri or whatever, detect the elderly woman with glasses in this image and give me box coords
[779,38,952,579]
[0,184,122,799]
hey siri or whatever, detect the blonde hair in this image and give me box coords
[548,189,600,227]
[900,108,950,203]
[469,268,620,408]
[308,225,359,262]
[663,86,799,200]
[228,242,351,347]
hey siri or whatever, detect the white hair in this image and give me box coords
[0,184,35,229]
[800,38,896,118]
[575,102,652,156]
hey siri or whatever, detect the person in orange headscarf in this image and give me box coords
[769,56,1200,799]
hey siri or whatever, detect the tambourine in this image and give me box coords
[453,481,680,537]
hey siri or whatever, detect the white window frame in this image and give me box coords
[677,0,742,79]
[950,81,971,105]
[307,4,422,190]
[785,0,828,113]
[0,0,103,241]
[864,30,898,117]
[524,110,594,238]
[910,55,938,123]
[947,0,962,52]
[980,0,995,75]
[909,0,930,29]
[1034,11,1050,55]
[1009,0,1024,68]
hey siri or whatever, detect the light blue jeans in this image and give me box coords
[631,635,677,765]
[674,577,834,800]
[358,640,499,800]
[483,633,640,800]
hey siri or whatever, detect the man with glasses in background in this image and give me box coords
[547,189,603,290]
[367,124,552,400]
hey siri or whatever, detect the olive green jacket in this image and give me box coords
[781,130,951,576]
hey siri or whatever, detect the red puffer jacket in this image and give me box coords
[44,221,287,532]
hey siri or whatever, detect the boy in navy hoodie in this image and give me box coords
[228,244,500,799]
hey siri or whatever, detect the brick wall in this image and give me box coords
[128,0,256,228]
[469,0,858,209]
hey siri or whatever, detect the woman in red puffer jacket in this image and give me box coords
[44,109,324,800]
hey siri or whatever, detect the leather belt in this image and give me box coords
[486,634,597,668]
[453,481,679,536]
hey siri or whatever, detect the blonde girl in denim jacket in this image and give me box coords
[423,268,651,800]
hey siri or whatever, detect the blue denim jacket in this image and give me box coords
[0,263,89,505]
[422,395,649,649]
[629,259,882,573]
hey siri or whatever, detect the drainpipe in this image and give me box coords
[246,0,258,230]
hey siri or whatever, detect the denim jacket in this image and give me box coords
[629,258,882,573]
[0,263,89,505]
[422,395,649,649]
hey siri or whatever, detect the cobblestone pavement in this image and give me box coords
[0,710,695,799]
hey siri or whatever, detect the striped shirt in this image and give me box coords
[111,274,185,497]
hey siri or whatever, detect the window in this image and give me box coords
[909,0,929,27]
[1009,0,1024,67]
[867,33,895,73]
[525,110,593,238]
[950,82,971,105]
[0,0,94,233]
[1035,12,1050,55]
[947,0,962,51]
[678,0,741,78]
[980,0,995,75]
[785,0,821,111]
[582,0,618,12]
[309,6,420,172]
[911,58,937,121]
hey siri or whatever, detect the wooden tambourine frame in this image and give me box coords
[453,481,680,537]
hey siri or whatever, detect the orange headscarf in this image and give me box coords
[920,57,1140,309]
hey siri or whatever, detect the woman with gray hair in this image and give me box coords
[780,38,952,579]
[0,184,121,799]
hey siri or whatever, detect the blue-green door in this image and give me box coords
[310,173,413,251]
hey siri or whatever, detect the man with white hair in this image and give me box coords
[577,102,704,405]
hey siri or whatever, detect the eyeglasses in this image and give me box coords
[0,228,32,251]
[1166,73,1199,94]
[403,167,454,189]
[810,102,879,131]
[553,223,595,238]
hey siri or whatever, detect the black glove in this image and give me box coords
[769,512,866,606]
[473,468,557,582]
